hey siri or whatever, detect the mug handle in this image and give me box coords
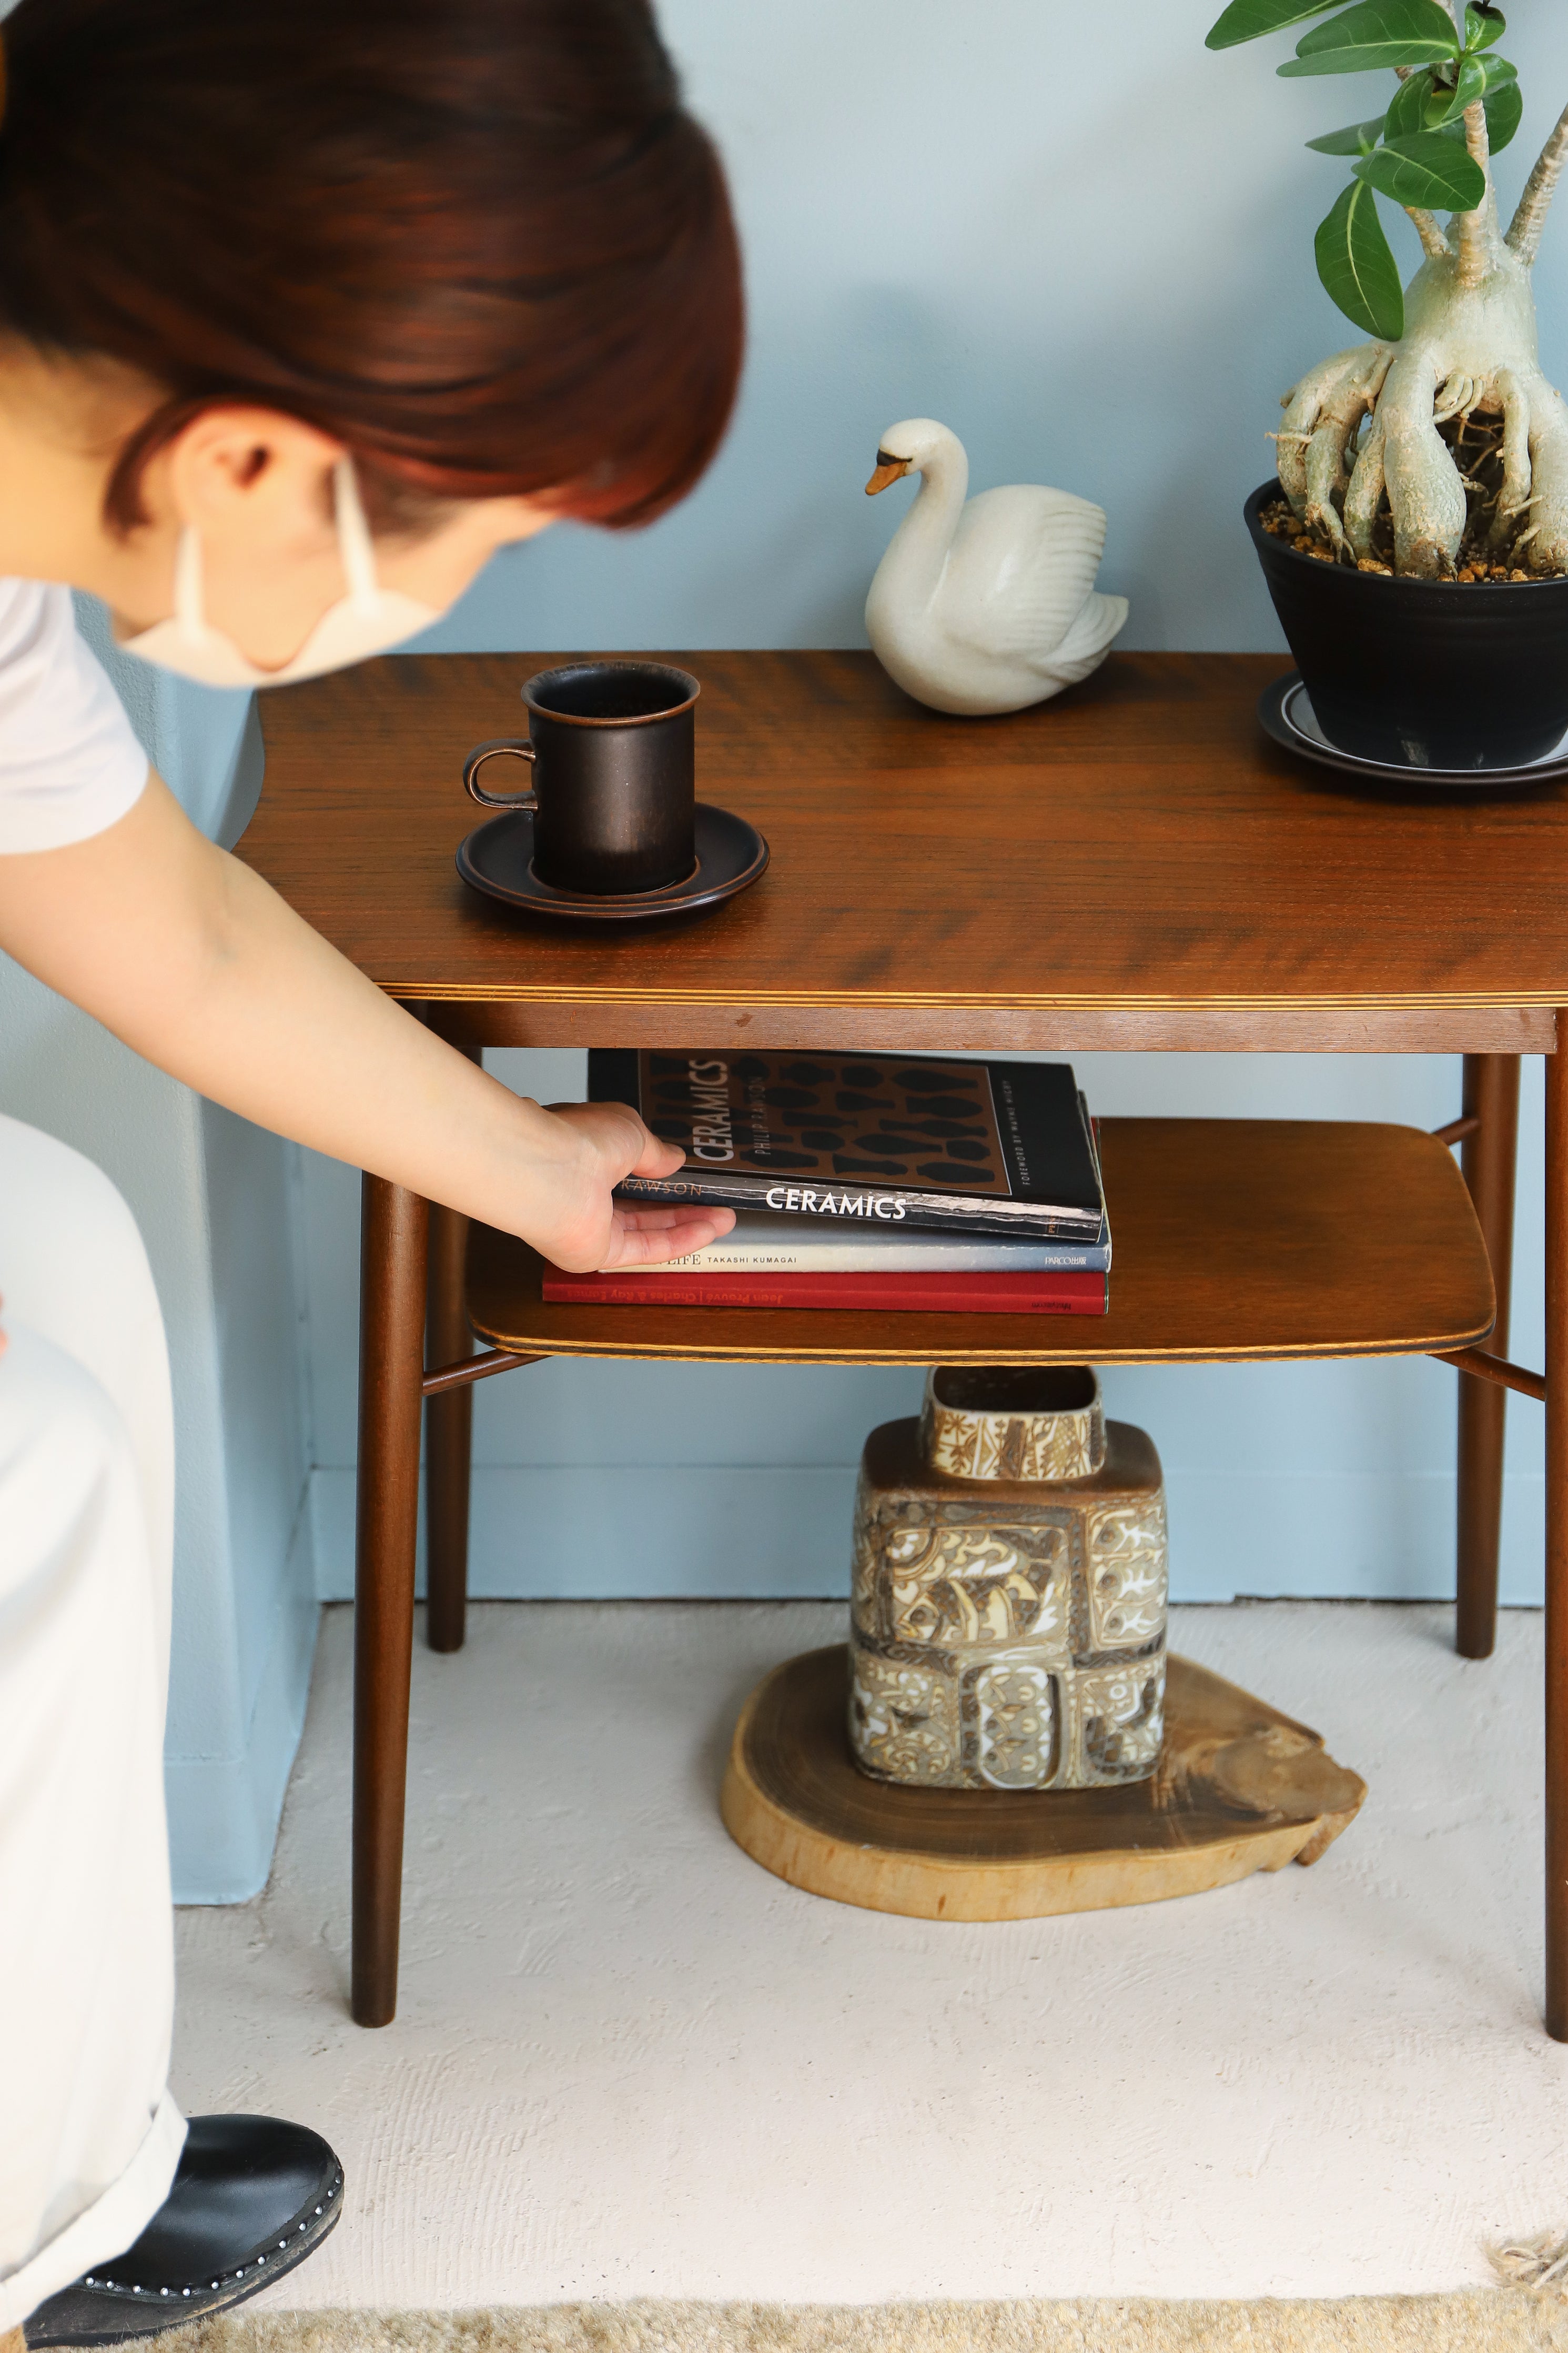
[464,739,538,810]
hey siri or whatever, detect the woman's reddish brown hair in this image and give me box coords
[0,0,744,533]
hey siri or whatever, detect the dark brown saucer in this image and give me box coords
[1259,671,1568,790]
[456,801,768,921]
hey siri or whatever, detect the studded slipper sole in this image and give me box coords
[24,2163,342,2347]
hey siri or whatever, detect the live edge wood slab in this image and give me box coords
[721,1647,1368,1922]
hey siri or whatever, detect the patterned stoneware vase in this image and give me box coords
[848,1366,1168,1791]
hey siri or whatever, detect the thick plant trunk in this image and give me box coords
[1279,243,1568,577]
[1277,57,1568,582]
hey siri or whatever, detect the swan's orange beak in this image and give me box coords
[865,453,912,495]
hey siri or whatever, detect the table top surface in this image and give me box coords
[238,649,1568,1037]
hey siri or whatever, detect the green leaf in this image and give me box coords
[1280,0,1462,76]
[1329,40,1518,162]
[1423,50,1514,123]
[1423,54,1486,123]
[1307,115,1388,152]
[1484,75,1523,150]
[1316,179,1405,337]
[1384,67,1434,136]
[1205,0,1343,47]
[1465,4,1506,52]
[1421,67,1524,149]
[1354,129,1489,207]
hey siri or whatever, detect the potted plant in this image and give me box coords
[1208,0,1568,767]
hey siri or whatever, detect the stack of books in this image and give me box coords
[542,1049,1110,1315]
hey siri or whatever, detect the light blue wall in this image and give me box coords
[408,1,1568,659]
[302,0,1560,1617]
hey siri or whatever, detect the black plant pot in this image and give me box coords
[1246,479,1568,770]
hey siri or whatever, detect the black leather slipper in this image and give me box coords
[24,2114,344,2348]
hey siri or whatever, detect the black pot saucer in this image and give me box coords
[457,801,768,922]
[1257,671,1568,792]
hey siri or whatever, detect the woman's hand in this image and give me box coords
[529,1101,734,1271]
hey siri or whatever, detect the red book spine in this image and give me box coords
[540,1269,1108,1313]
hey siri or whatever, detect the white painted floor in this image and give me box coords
[173,1600,1568,2309]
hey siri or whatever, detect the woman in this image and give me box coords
[0,1,742,2343]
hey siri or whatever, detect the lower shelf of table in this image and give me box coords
[466,1117,1495,1365]
[719,1645,1368,1922]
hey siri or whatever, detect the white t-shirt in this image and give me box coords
[0,580,149,854]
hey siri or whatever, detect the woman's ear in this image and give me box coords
[151,407,346,555]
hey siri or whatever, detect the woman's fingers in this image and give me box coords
[542,1098,685,1181]
[530,1101,732,1266]
[599,1206,735,1268]
[630,1127,685,1178]
[616,1204,736,1234]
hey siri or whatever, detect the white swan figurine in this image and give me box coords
[864,418,1128,716]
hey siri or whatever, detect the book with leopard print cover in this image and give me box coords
[592,1048,1106,1242]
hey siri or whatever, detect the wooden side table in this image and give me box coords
[238,649,1561,2033]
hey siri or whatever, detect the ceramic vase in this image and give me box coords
[848,1366,1168,1791]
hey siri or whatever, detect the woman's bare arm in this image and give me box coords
[0,771,731,1270]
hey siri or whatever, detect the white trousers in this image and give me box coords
[0,1112,186,2330]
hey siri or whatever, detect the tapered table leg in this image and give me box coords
[426,1197,474,1654]
[422,1035,481,1654]
[352,1176,429,2028]
[1457,1053,1522,1660]
[1546,1030,1568,2040]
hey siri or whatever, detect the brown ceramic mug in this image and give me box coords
[463,660,699,896]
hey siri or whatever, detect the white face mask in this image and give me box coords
[118,457,442,688]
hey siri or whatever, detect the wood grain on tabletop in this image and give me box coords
[464,1117,1495,1366]
[238,650,1568,1029]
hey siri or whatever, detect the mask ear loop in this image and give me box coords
[173,526,217,639]
[332,457,383,608]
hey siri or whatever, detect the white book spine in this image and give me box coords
[640,1214,1112,1275]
